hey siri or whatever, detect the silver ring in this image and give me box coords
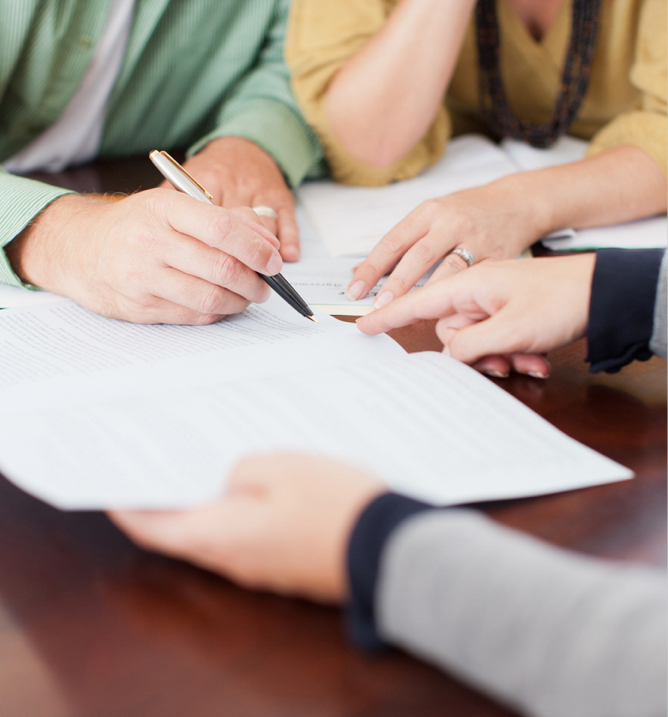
[451,247,474,267]
[252,205,278,219]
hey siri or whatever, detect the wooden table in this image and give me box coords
[0,159,664,717]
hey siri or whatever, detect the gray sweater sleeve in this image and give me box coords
[650,252,667,358]
[376,510,667,717]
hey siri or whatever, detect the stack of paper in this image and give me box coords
[0,297,631,509]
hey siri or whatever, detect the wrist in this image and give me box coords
[6,194,101,289]
[346,492,434,650]
[492,172,556,240]
[198,136,272,163]
[568,253,597,341]
[586,249,663,372]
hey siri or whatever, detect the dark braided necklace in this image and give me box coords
[475,0,602,148]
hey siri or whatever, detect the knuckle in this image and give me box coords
[418,198,445,220]
[127,292,161,313]
[213,252,242,287]
[274,191,294,210]
[238,206,259,223]
[380,232,405,256]
[140,188,170,221]
[389,275,412,295]
[133,211,165,251]
[197,285,227,315]
[450,211,475,234]
[411,241,435,265]
[193,312,223,326]
[209,210,232,242]
[246,238,272,270]
[195,169,218,190]
[177,309,217,326]
[420,197,441,213]
[444,254,467,273]
[357,259,383,281]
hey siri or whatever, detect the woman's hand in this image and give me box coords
[347,147,667,308]
[357,254,597,378]
[346,176,546,308]
[109,454,385,603]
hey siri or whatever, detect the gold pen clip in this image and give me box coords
[153,150,214,202]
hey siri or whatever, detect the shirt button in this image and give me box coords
[78,35,93,51]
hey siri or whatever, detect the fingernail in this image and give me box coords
[373,291,394,309]
[528,371,549,379]
[265,253,282,275]
[484,370,509,379]
[346,280,366,301]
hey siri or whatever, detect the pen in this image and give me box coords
[149,150,317,323]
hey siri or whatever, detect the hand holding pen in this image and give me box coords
[150,150,316,322]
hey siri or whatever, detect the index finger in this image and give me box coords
[347,214,430,300]
[163,194,283,275]
[356,278,462,335]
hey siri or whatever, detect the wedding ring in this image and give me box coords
[452,247,474,267]
[252,205,278,219]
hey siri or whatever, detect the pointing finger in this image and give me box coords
[357,279,461,335]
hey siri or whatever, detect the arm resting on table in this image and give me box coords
[347,496,667,717]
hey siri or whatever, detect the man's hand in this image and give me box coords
[109,453,385,603]
[357,255,597,378]
[7,190,284,324]
[177,137,300,261]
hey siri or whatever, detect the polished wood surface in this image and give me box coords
[0,159,664,717]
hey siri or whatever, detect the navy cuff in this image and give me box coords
[346,492,433,651]
[586,249,664,373]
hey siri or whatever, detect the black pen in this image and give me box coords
[149,150,317,323]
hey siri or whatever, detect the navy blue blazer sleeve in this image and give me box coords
[586,249,664,373]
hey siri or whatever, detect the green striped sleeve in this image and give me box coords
[186,0,324,187]
[0,169,75,286]
[189,98,323,189]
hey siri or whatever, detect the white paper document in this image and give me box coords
[280,205,436,316]
[282,207,382,316]
[0,298,631,509]
[542,215,668,252]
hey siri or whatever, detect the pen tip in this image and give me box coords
[307,315,318,323]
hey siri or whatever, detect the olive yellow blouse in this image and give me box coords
[286,0,667,186]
